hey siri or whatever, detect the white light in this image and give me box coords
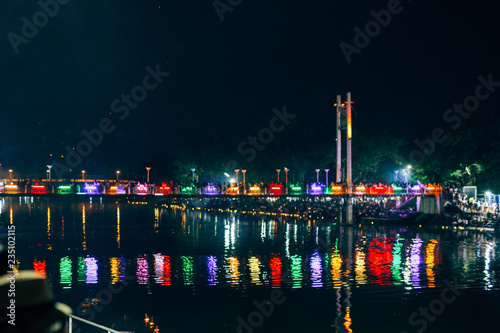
[224,173,230,177]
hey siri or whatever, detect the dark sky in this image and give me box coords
[1,0,499,179]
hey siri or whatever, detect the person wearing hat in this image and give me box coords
[0,270,72,333]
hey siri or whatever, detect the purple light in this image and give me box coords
[137,256,149,285]
[202,183,221,195]
[310,251,323,288]
[84,257,98,284]
[207,255,218,286]
[309,183,324,195]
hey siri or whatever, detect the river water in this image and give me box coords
[1,196,499,332]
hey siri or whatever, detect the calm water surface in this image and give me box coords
[1,196,499,333]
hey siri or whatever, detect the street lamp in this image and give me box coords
[82,170,85,180]
[325,169,329,186]
[191,168,196,183]
[9,169,12,180]
[284,167,289,185]
[276,169,280,183]
[405,165,412,183]
[315,169,320,183]
[146,167,151,183]
[242,170,246,194]
[235,169,239,184]
[47,165,53,181]
[116,170,120,181]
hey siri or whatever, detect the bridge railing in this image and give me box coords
[68,314,132,333]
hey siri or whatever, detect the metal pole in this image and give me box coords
[346,92,353,225]
[336,95,342,183]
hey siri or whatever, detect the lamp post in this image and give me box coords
[47,165,53,181]
[82,170,85,180]
[191,168,196,183]
[9,169,12,180]
[116,170,120,181]
[235,169,239,184]
[242,170,246,194]
[284,167,289,194]
[276,169,280,183]
[405,165,412,183]
[146,167,151,183]
[315,169,320,183]
[325,169,329,186]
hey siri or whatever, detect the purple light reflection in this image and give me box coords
[310,251,323,288]
[207,255,218,286]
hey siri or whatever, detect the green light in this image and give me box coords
[393,186,402,190]
[58,186,72,189]
[290,254,302,288]
[77,257,86,282]
[391,241,404,285]
[60,256,72,289]
[181,256,194,285]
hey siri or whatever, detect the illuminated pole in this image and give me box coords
[146,167,151,183]
[346,92,353,225]
[284,167,289,184]
[242,170,246,194]
[235,169,239,184]
[116,170,120,181]
[191,168,196,183]
[336,95,342,183]
[315,169,320,183]
[276,169,280,183]
[82,170,85,180]
[47,165,52,181]
[325,169,329,186]
[9,169,12,180]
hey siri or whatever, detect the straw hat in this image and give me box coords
[0,270,72,326]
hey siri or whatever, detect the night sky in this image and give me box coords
[1,0,499,179]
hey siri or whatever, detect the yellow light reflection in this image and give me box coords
[248,256,262,286]
[82,205,87,251]
[331,251,343,288]
[10,207,13,225]
[47,207,52,250]
[344,306,353,333]
[227,256,240,286]
[355,247,367,286]
[426,240,437,288]
[117,206,121,248]
[110,257,120,284]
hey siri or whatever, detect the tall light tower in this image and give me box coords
[336,95,342,183]
[315,169,320,183]
[9,169,12,180]
[82,170,85,180]
[116,170,120,181]
[242,170,246,194]
[276,169,280,183]
[146,167,151,183]
[235,169,239,184]
[346,92,352,195]
[325,169,329,187]
[47,165,53,181]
